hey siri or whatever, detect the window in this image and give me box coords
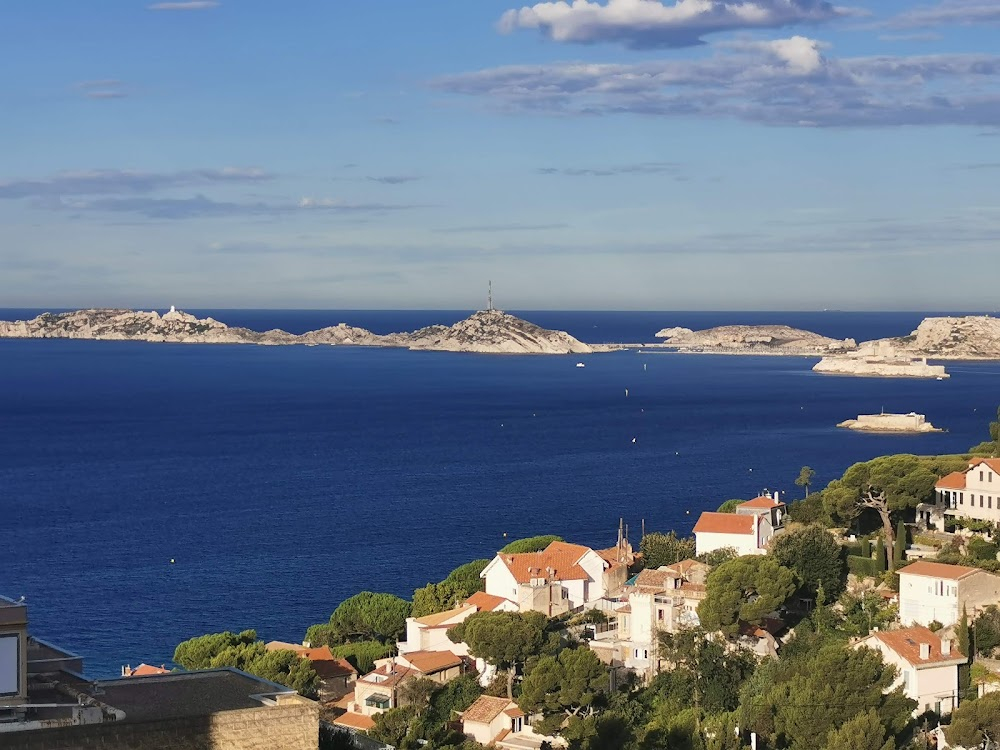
[981,471,984,482]
[643,649,648,659]
[657,609,664,621]
[991,472,994,483]
[990,497,993,509]
[960,493,964,505]
[935,701,942,715]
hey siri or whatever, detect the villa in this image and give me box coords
[693,493,786,557]
[898,561,1000,628]
[460,695,555,749]
[920,458,1000,531]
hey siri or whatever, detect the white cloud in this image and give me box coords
[433,38,1000,127]
[498,0,850,49]
[889,1,1000,28]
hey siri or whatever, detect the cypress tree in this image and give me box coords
[860,538,871,559]
[893,520,907,568]
[957,605,970,657]
[874,537,887,572]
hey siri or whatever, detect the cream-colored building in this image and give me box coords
[398,604,478,656]
[922,458,1000,531]
[858,626,966,716]
[348,651,467,718]
[481,540,631,616]
[898,561,1000,628]
[460,695,554,749]
[693,495,785,557]
[589,560,709,681]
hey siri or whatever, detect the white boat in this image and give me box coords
[576,362,586,368]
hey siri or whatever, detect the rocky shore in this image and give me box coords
[654,324,857,355]
[0,308,593,356]
[813,356,949,379]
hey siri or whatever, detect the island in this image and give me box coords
[0,308,593,356]
[653,324,857,355]
[813,355,949,379]
[837,412,943,433]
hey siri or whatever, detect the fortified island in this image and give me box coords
[0,306,593,356]
[837,412,944,433]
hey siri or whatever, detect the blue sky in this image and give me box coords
[2,0,998,310]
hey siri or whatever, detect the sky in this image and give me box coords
[1,0,999,311]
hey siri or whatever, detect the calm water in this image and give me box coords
[2,310,998,677]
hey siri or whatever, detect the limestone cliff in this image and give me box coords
[858,316,1000,361]
[813,356,949,379]
[0,308,591,355]
[655,324,856,355]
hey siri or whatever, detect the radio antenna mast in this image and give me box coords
[488,280,493,312]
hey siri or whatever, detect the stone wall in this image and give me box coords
[2,696,319,750]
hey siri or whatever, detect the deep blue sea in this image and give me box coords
[2,309,999,677]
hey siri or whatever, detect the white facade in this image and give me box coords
[694,513,777,557]
[859,628,965,716]
[898,562,1000,627]
[397,604,476,656]
[925,459,1000,530]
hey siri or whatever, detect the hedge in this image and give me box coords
[848,555,884,578]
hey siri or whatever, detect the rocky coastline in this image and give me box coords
[0,308,593,356]
[653,324,856,356]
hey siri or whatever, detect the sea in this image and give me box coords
[2,309,999,678]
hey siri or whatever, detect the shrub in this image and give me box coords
[499,535,562,554]
[848,555,883,578]
[968,537,1000,562]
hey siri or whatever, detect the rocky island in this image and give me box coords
[653,324,857,355]
[813,354,949,379]
[0,307,592,356]
[837,412,943,433]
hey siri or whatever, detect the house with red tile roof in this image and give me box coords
[693,493,785,557]
[921,458,1000,531]
[345,651,468,719]
[857,625,966,716]
[480,539,631,616]
[898,561,1000,628]
[265,641,357,701]
[460,695,553,749]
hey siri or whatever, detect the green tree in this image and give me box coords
[967,536,1000,562]
[499,535,563,554]
[795,466,816,498]
[696,547,738,567]
[519,647,607,734]
[893,520,908,569]
[770,524,846,597]
[330,640,392,674]
[369,705,419,747]
[243,648,320,698]
[823,710,892,750]
[442,559,489,596]
[641,531,696,569]
[448,611,548,698]
[173,629,258,669]
[859,537,871,559]
[973,604,1000,655]
[822,455,938,567]
[423,673,483,728]
[412,581,466,618]
[399,677,440,715]
[874,537,887,572]
[716,499,742,513]
[946,692,1000,749]
[698,556,797,636]
[329,591,412,642]
[658,628,756,714]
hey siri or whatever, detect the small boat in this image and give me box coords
[576,362,586,368]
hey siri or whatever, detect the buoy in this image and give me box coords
[170,559,175,564]
[685,510,690,515]
[503,532,507,538]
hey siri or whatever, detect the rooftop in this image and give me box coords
[466,591,514,612]
[868,626,965,666]
[399,650,464,674]
[414,604,476,627]
[497,541,594,584]
[899,561,983,581]
[739,496,785,510]
[936,471,967,489]
[334,711,376,730]
[462,695,517,724]
[692,512,755,535]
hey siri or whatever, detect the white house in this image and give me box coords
[858,626,966,716]
[921,458,1000,531]
[693,495,784,557]
[460,695,548,749]
[898,561,1000,628]
[397,604,478,656]
[480,540,630,616]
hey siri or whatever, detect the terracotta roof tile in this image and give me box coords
[358,663,415,689]
[466,591,514,612]
[970,457,1000,473]
[504,706,526,718]
[899,561,982,581]
[462,695,518,724]
[124,664,171,677]
[739,496,785,510]
[334,711,376,731]
[936,471,967,489]
[414,604,476,627]
[264,642,357,678]
[498,541,594,584]
[868,626,965,666]
[399,650,463,674]
[693,512,755,535]
[633,569,675,592]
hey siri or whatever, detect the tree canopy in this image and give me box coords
[822,454,938,566]
[946,692,1000,748]
[698,556,797,635]
[328,591,411,642]
[172,630,319,697]
[412,559,490,618]
[519,647,607,735]
[795,466,816,497]
[499,535,563,554]
[640,531,696,570]
[448,610,549,698]
[769,525,846,597]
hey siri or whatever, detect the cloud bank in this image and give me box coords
[889,1,1000,28]
[498,0,849,49]
[434,37,1000,127]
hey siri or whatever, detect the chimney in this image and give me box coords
[772,491,779,503]
[941,639,952,656]
[122,665,130,677]
[919,643,931,660]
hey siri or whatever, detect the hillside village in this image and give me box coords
[8,424,1000,749]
